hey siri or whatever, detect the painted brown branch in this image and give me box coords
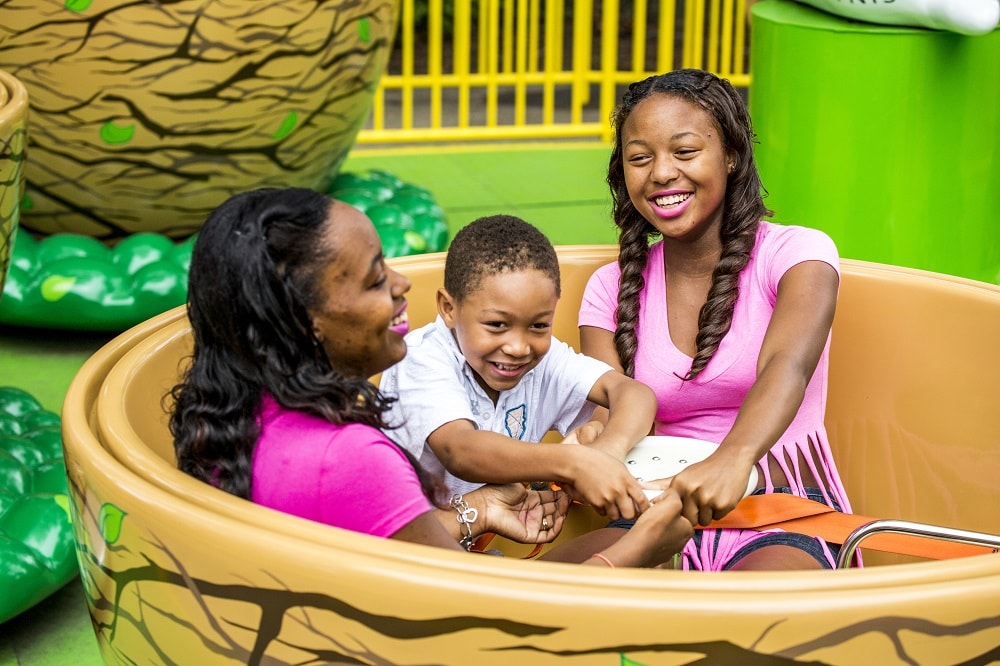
[493,641,827,664]
[776,614,1000,664]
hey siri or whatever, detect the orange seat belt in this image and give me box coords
[706,494,995,560]
[473,494,996,560]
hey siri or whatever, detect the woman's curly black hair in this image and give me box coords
[606,69,772,380]
[169,187,435,501]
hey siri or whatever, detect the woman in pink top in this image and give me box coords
[170,187,692,567]
[579,69,852,571]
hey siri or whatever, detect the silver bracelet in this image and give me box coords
[450,494,478,550]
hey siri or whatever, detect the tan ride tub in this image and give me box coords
[63,246,1000,665]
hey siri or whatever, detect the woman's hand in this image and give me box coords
[475,484,572,544]
[596,489,694,568]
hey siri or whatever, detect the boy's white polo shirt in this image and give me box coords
[379,316,613,495]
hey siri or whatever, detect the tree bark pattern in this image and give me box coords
[0,0,395,240]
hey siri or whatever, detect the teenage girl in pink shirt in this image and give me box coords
[578,69,853,571]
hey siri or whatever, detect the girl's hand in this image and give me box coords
[477,484,572,544]
[665,453,757,526]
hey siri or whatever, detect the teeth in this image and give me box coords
[654,192,691,207]
[390,310,408,327]
[494,362,521,371]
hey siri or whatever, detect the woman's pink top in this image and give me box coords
[252,394,433,538]
[580,222,852,569]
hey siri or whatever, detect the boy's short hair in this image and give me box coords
[444,214,561,301]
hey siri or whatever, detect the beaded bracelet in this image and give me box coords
[450,494,479,550]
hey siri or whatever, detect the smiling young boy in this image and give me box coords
[379,215,656,520]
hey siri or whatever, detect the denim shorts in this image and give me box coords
[607,487,842,570]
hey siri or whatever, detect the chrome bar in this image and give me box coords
[837,519,1000,569]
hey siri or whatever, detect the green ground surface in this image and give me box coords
[342,142,618,245]
[0,142,615,664]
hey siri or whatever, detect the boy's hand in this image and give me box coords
[478,484,571,544]
[566,446,650,520]
[561,419,604,445]
[564,421,636,462]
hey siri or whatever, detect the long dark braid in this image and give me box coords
[607,69,772,380]
[612,205,657,377]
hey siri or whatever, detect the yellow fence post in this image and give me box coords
[657,0,676,74]
[572,0,594,120]
[357,0,750,144]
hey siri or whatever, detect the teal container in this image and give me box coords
[750,1,1000,284]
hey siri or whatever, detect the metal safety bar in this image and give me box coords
[836,519,1000,569]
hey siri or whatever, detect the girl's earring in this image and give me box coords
[727,163,736,174]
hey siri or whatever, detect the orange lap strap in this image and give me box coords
[706,494,994,560]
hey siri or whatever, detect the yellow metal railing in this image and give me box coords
[359,0,750,144]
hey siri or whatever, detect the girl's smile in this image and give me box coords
[650,189,694,219]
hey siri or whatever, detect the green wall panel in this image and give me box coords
[750,0,1000,283]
